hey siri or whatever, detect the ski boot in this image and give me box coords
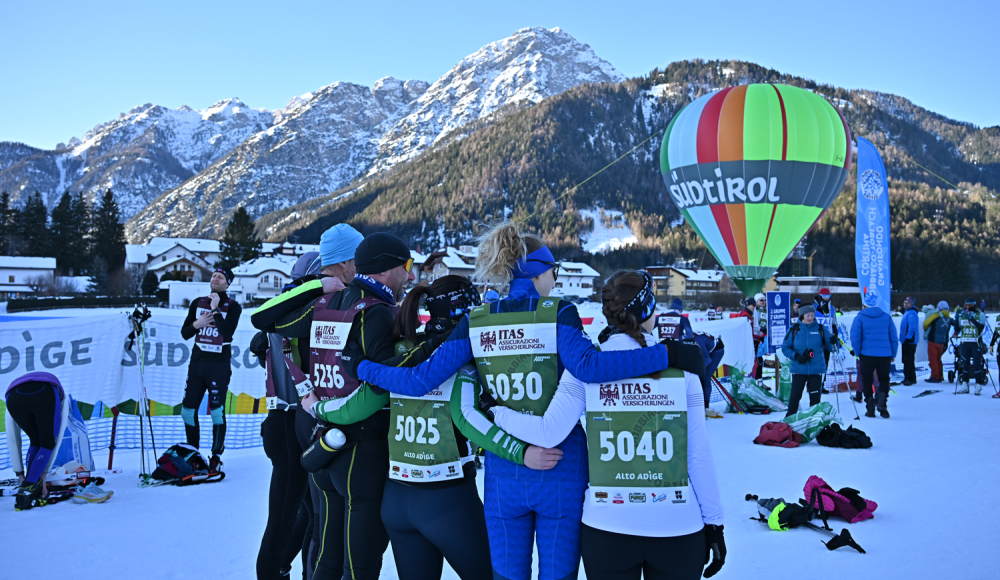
[14,482,44,511]
[957,381,970,394]
[864,399,876,418]
[209,455,224,474]
[878,406,890,418]
[975,383,983,396]
[852,391,863,404]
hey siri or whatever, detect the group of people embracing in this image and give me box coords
[251,220,725,580]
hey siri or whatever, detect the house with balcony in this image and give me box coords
[551,262,599,299]
[232,256,298,300]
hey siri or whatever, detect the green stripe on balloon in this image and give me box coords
[742,84,783,161]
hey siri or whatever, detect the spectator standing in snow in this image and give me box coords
[656,297,694,340]
[791,299,801,324]
[813,288,839,370]
[922,301,954,383]
[851,291,899,418]
[781,305,837,416]
[899,297,919,385]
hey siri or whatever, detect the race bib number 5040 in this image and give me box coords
[585,373,690,507]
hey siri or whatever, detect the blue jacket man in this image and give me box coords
[851,292,899,417]
[898,297,919,384]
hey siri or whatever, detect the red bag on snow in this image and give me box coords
[753,422,803,448]
[804,475,878,523]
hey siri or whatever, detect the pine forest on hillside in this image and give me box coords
[254,60,1000,291]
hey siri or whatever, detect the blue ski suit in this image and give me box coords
[357,279,670,580]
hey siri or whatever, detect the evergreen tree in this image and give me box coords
[87,256,110,295]
[91,189,126,273]
[15,191,49,257]
[50,191,90,275]
[217,206,262,269]
[72,192,92,271]
[141,270,160,295]
[0,192,14,255]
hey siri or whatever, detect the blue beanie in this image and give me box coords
[937,300,949,311]
[320,224,364,267]
[670,298,683,311]
[863,291,879,307]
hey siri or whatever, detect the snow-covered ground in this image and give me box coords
[3,375,997,580]
[4,304,998,579]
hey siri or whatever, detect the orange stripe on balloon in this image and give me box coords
[727,204,748,265]
[718,85,747,162]
[710,204,741,265]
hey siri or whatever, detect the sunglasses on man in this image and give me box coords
[371,253,415,273]
[526,259,561,281]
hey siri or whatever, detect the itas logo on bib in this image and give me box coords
[599,385,619,407]
[312,322,346,349]
[480,331,497,352]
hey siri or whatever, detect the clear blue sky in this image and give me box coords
[2,0,994,150]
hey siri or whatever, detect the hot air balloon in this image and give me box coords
[660,84,852,296]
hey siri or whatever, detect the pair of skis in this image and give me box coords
[138,471,225,488]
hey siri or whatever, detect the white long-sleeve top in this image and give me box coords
[493,332,724,535]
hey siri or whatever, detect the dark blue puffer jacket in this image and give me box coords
[851,307,899,358]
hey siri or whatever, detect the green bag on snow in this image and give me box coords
[729,367,787,413]
[781,402,843,443]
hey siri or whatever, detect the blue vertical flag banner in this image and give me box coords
[855,137,891,313]
[766,291,791,354]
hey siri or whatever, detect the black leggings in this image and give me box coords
[183,360,232,454]
[257,409,311,580]
[580,524,705,580]
[786,374,822,416]
[381,478,492,580]
[311,420,391,580]
[6,381,60,484]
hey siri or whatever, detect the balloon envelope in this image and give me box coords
[660,84,852,296]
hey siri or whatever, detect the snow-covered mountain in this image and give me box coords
[0,99,275,217]
[369,26,624,172]
[125,77,430,241]
[123,26,623,241]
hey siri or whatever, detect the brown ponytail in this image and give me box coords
[601,271,650,347]
[392,285,431,343]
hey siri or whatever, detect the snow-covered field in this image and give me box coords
[3,304,998,579]
[3,376,998,579]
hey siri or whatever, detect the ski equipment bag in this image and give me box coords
[151,444,210,480]
[803,475,878,523]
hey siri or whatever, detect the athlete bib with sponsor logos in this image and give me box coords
[655,313,683,340]
[194,297,233,353]
[960,316,981,342]
[388,371,465,484]
[468,299,560,416]
[308,295,392,400]
[585,368,690,509]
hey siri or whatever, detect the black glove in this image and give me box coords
[478,384,500,420]
[661,338,708,377]
[703,524,726,578]
[795,349,814,364]
[339,340,368,380]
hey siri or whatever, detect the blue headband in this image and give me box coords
[513,246,556,279]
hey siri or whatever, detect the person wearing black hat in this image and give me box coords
[179,267,242,472]
[251,232,415,580]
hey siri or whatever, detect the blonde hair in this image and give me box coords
[474,220,545,286]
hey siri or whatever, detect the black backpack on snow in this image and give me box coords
[816,424,872,449]
[152,444,211,480]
